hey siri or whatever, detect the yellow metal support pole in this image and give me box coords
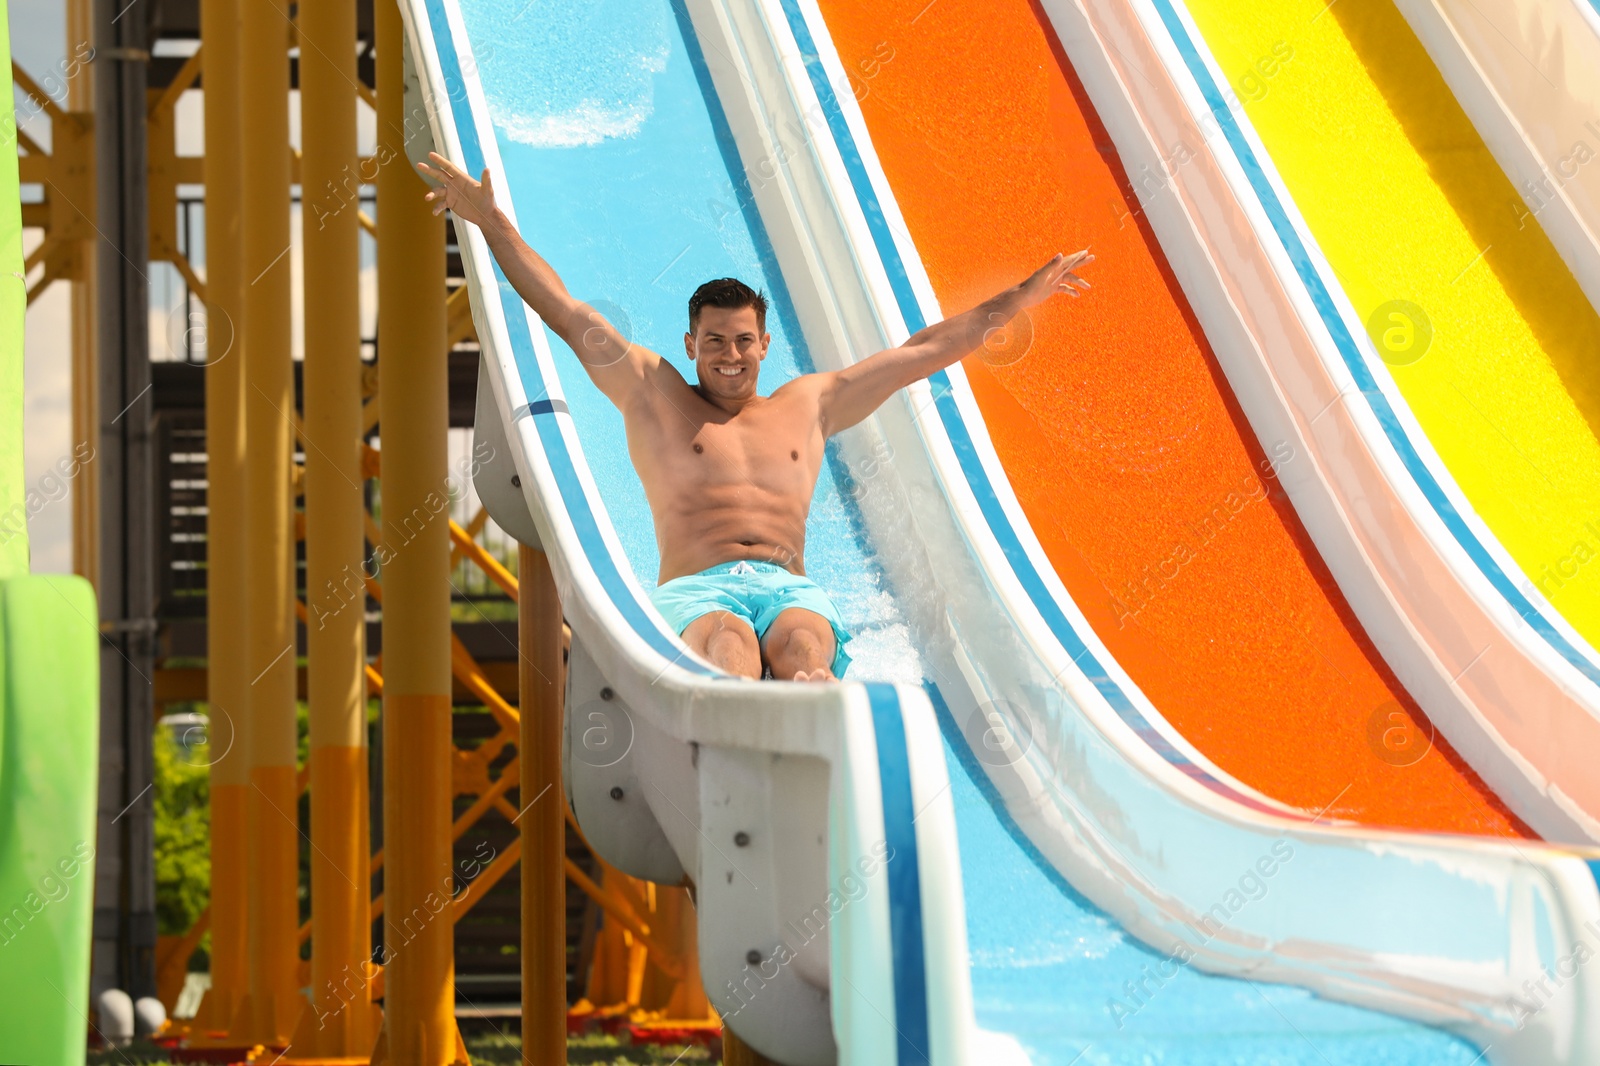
[231,0,300,1046]
[374,0,457,1059]
[519,546,565,1066]
[192,0,249,1038]
[290,0,379,1058]
[67,0,96,587]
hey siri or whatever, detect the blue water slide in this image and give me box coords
[395,0,1600,1062]
[398,1,977,1062]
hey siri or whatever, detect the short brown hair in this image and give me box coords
[688,277,767,335]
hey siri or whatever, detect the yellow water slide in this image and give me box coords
[1182,0,1600,648]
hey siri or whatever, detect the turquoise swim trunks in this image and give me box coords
[649,559,853,678]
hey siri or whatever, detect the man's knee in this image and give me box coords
[770,621,829,666]
[707,620,756,656]
[699,614,760,676]
[780,627,823,655]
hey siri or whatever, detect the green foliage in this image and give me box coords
[152,727,210,937]
[466,1031,714,1065]
[449,598,518,623]
[85,1031,716,1065]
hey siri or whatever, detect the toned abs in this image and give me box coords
[625,362,829,584]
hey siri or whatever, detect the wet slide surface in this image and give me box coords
[934,699,1482,1064]
[1181,0,1600,659]
[814,0,1527,836]
[456,0,926,675]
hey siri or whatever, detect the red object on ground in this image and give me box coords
[623,1022,722,1047]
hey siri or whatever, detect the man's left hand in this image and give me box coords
[1017,250,1094,307]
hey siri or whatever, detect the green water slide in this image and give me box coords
[0,3,101,1063]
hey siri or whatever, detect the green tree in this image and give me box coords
[153,725,210,937]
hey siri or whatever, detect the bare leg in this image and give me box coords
[762,608,838,682]
[680,610,762,679]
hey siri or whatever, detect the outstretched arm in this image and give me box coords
[818,251,1093,434]
[415,152,660,407]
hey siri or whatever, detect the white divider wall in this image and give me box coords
[1393,0,1600,316]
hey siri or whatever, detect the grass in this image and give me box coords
[85,1029,719,1065]
[86,1041,168,1065]
[470,1029,717,1065]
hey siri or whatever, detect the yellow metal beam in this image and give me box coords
[449,520,516,599]
[445,282,477,348]
[449,631,520,732]
[67,0,94,587]
[374,0,457,1056]
[450,835,521,919]
[231,0,301,1046]
[462,505,491,540]
[297,754,524,952]
[520,546,566,1064]
[166,252,207,303]
[355,565,520,737]
[11,60,75,128]
[147,87,179,264]
[153,660,386,707]
[156,909,212,1014]
[16,48,97,345]
[290,0,379,1055]
[355,443,514,600]
[561,861,684,982]
[189,0,250,1040]
[147,45,203,119]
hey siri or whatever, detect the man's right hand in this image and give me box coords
[416,149,662,406]
[417,151,498,229]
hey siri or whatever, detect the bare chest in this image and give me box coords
[629,393,823,497]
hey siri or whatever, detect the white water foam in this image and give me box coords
[470,0,671,147]
[491,99,651,148]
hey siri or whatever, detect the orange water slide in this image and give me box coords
[816,0,1528,837]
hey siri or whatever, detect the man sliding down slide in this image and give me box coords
[420,153,1093,681]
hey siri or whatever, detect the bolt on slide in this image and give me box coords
[396,0,1600,1063]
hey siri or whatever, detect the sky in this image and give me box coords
[13,0,72,572]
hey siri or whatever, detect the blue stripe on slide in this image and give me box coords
[515,398,569,417]
[421,0,717,677]
[779,0,924,330]
[866,683,931,1066]
[778,0,1296,820]
[1147,0,1600,689]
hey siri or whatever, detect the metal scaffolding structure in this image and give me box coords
[89,0,158,1010]
[14,0,719,1060]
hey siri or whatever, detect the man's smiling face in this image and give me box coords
[684,304,770,403]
